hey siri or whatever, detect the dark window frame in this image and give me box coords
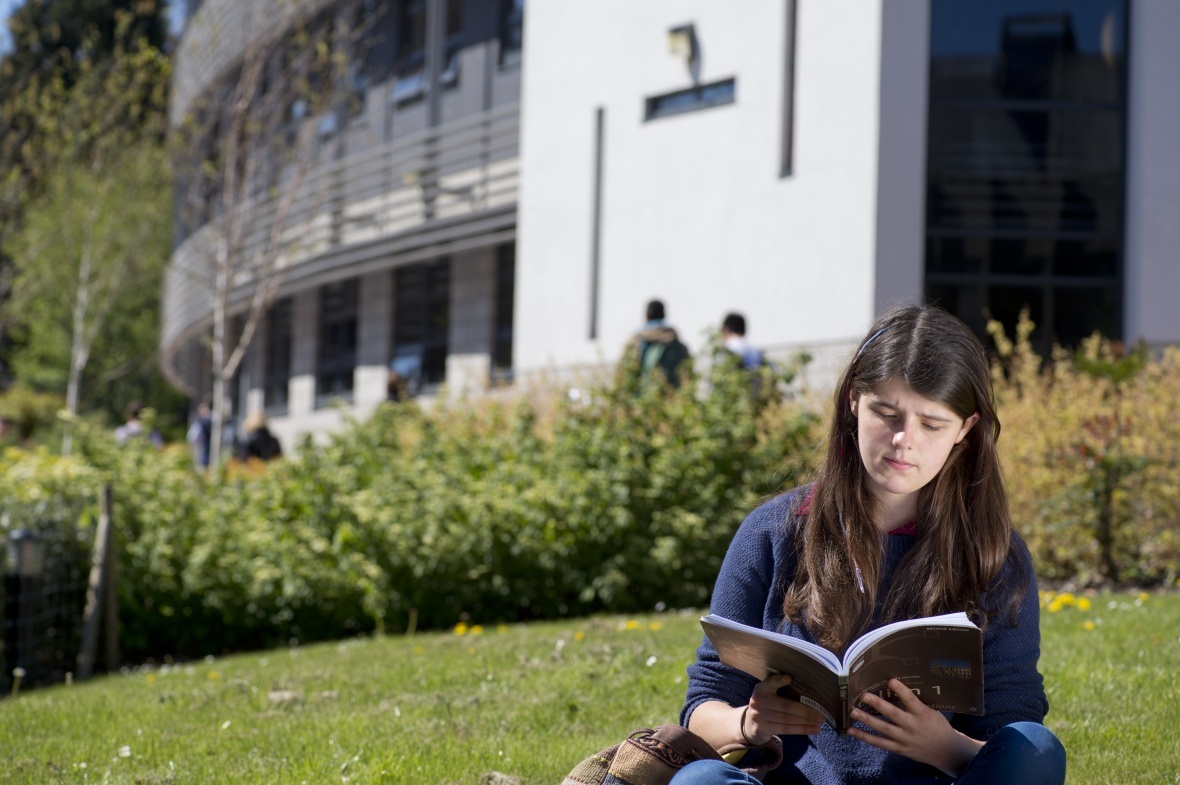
[264,297,294,415]
[392,258,451,396]
[923,0,1129,355]
[643,78,736,122]
[498,0,524,68]
[492,242,515,383]
[316,278,359,406]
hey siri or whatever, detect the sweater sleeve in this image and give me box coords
[953,536,1050,739]
[679,494,796,727]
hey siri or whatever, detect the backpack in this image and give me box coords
[560,724,783,785]
[640,339,691,388]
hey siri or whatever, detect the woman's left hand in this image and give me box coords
[847,678,984,777]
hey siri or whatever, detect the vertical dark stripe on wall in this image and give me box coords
[426,0,446,128]
[780,0,798,176]
[589,107,606,340]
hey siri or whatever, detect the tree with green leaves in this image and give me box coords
[0,0,169,378]
[2,23,176,452]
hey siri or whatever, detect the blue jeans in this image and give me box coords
[668,723,1065,785]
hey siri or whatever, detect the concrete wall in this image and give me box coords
[515,0,884,385]
[1124,0,1180,345]
[873,0,929,316]
[447,247,498,396]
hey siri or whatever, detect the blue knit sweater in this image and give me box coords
[680,486,1049,785]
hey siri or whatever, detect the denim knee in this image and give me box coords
[668,758,762,785]
[958,721,1066,785]
[1000,721,1066,768]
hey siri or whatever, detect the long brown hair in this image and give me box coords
[783,304,1026,652]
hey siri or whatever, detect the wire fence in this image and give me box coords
[0,511,95,696]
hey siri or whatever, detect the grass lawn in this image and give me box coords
[0,591,1176,784]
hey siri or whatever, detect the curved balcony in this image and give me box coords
[161,102,520,392]
[171,0,331,127]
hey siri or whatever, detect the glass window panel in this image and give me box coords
[989,284,1046,347]
[930,0,1126,104]
[926,0,1126,348]
[1050,236,1118,276]
[393,259,450,393]
[265,297,293,412]
[926,283,990,338]
[1054,286,1119,346]
[499,0,524,67]
[493,242,515,375]
[317,279,359,401]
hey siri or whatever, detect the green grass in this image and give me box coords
[0,592,1177,784]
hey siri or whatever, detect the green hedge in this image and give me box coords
[0,355,819,659]
[3,326,1177,664]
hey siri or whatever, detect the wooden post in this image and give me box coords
[78,485,116,680]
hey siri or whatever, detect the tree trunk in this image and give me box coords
[62,248,93,456]
[209,237,229,470]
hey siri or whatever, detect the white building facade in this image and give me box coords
[514,0,1180,380]
[163,0,1180,444]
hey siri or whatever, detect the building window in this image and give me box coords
[392,0,463,103]
[499,0,524,67]
[397,0,427,75]
[317,279,359,404]
[925,0,1127,355]
[392,259,450,395]
[265,297,293,414]
[349,0,399,116]
[492,242,515,382]
[644,78,736,122]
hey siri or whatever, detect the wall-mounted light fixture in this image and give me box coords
[667,23,699,80]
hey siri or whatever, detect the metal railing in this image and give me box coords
[162,102,520,354]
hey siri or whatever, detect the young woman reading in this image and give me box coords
[672,305,1065,785]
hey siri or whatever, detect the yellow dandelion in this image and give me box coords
[1047,600,1063,613]
[469,625,484,636]
[497,624,509,634]
[1076,597,1092,611]
[1082,621,1096,631]
[1057,593,1076,606]
[574,631,585,642]
[648,621,663,631]
[146,674,156,683]
[453,622,469,636]
[1137,592,1149,602]
[624,620,640,630]
[412,646,425,655]
[207,671,220,680]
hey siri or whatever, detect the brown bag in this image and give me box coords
[561,724,783,785]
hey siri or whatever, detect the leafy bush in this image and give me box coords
[0,385,66,443]
[990,314,1180,586]
[0,354,821,660]
[3,324,1176,665]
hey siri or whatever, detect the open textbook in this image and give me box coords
[700,612,984,733]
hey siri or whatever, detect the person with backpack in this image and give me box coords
[623,299,692,388]
[720,312,765,370]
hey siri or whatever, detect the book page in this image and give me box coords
[700,615,843,727]
[702,614,840,669]
[843,618,984,717]
[842,612,975,670]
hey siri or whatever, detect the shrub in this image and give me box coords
[990,314,1180,586]
[0,352,822,660]
[4,321,1176,666]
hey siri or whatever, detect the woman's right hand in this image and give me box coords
[743,673,826,742]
